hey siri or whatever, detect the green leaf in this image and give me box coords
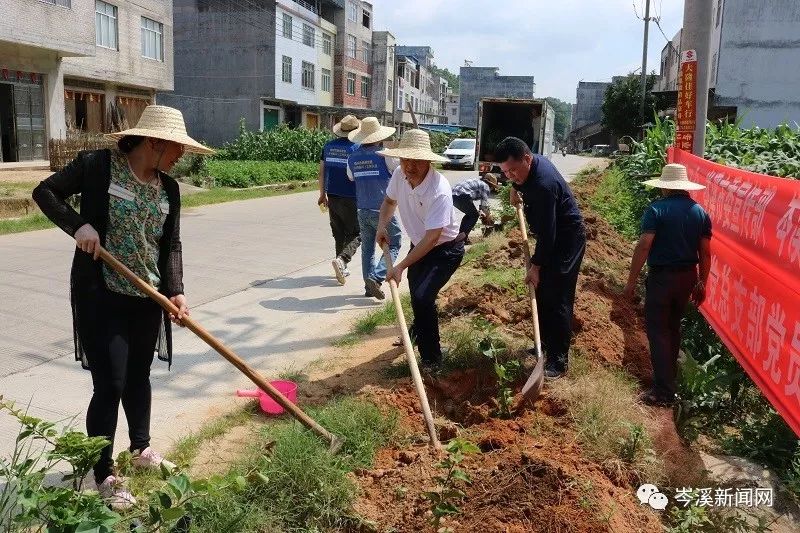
[234,475,247,490]
[168,474,190,499]
[451,469,471,483]
[160,507,186,522]
[158,491,172,509]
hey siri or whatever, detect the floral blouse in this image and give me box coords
[103,151,169,297]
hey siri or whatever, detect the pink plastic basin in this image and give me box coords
[236,380,298,415]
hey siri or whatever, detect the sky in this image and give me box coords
[370,0,684,103]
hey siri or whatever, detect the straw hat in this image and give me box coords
[377,129,449,163]
[643,163,705,190]
[106,105,214,154]
[481,172,500,191]
[348,117,396,145]
[333,115,360,137]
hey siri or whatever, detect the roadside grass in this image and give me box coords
[277,367,310,383]
[188,397,397,532]
[0,182,313,236]
[550,352,665,486]
[0,181,37,197]
[333,293,413,347]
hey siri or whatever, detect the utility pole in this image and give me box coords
[638,0,652,124]
[681,0,714,156]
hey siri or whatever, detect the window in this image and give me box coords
[95,1,118,50]
[716,0,723,27]
[362,9,370,28]
[321,68,331,92]
[361,40,371,64]
[140,17,163,60]
[302,24,315,47]
[282,56,292,83]
[302,62,315,90]
[347,34,357,59]
[282,13,292,39]
[361,76,369,98]
[347,1,358,22]
[388,81,393,102]
[323,33,332,55]
[40,0,71,7]
[346,72,356,95]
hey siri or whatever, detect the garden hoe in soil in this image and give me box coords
[515,207,545,405]
[381,244,441,449]
[98,247,344,454]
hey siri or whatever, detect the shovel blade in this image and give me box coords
[520,352,544,401]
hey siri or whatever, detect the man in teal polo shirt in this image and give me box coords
[624,163,712,407]
[319,115,361,284]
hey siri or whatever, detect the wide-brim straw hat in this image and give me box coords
[643,163,705,190]
[481,172,499,191]
[106,105,214,154]
[333,115,360,137]
[377,128,449,163]
[348,117,396,145]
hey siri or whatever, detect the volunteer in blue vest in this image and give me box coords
[318,115,361,285]
[346,117,402,300]
[376,129,462,368]
[624,163,712,407]
[496,136,586,380]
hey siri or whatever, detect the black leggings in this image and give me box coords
[84,289,162,483]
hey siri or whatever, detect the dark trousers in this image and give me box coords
[328,195,360,263]
[452,194,479,236]
[645,267,697,399]
[407,240,465,364]
[535,231,586,371]
[84,289,162,483]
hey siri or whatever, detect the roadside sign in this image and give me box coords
[676,49,698,151]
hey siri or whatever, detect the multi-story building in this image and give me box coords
[445,91,460,125]
[162,0,348,147]
[655,0,800,128]
[370,30,395,118]
[395,54,420,125]
[394,46,445,125]
[436,77,449,124]
[1,0,173,162]
[458,66,535,129]
[572,81,612,131]
[333,0,373,111]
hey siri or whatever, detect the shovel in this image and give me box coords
[515,207,545,403]
[381,244,440,448]
[98,247,344,453]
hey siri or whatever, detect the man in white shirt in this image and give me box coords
[376,129,463,367]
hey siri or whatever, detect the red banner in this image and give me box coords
[669,147,800,436]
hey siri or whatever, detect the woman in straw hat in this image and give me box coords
[376,129,463,368]
[346,116,401,300]
[624,163,712,407]
[33,105,213,509]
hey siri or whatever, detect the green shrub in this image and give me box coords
[218,121,332,162]
[206,160,318,188]
[171,152,210,179]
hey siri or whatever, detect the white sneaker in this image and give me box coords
[97,475,136,511]
[332,258,347,285]
[131,446,176,472]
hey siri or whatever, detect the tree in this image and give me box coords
[601,73,658,139]
[544,97,573,143]
[430,65,459,93]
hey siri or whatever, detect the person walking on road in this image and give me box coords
[32,105,206,510]
[624,163,711,407]
[319,115,361,285]
[451,173,500,243]
[346,117,401,300]
[376,129,463,368]
[496,137,586,379]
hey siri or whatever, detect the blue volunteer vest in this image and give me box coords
[347,146,393,210]
[323,138,356,198]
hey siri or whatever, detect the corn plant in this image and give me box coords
[217,120,332,163]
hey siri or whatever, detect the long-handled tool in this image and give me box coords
[516,207,545,402]
[98,247,344,453]
[381,244,440,448]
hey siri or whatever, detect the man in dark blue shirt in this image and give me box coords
[624,163,712,407]
[496,137,586,379]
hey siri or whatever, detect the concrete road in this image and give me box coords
[0,158,591,457]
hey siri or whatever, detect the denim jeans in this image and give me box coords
[358,209,401,286]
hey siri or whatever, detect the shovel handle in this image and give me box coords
[97,247,343,452]
[382,244,440,448]
[515,207,544,400]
